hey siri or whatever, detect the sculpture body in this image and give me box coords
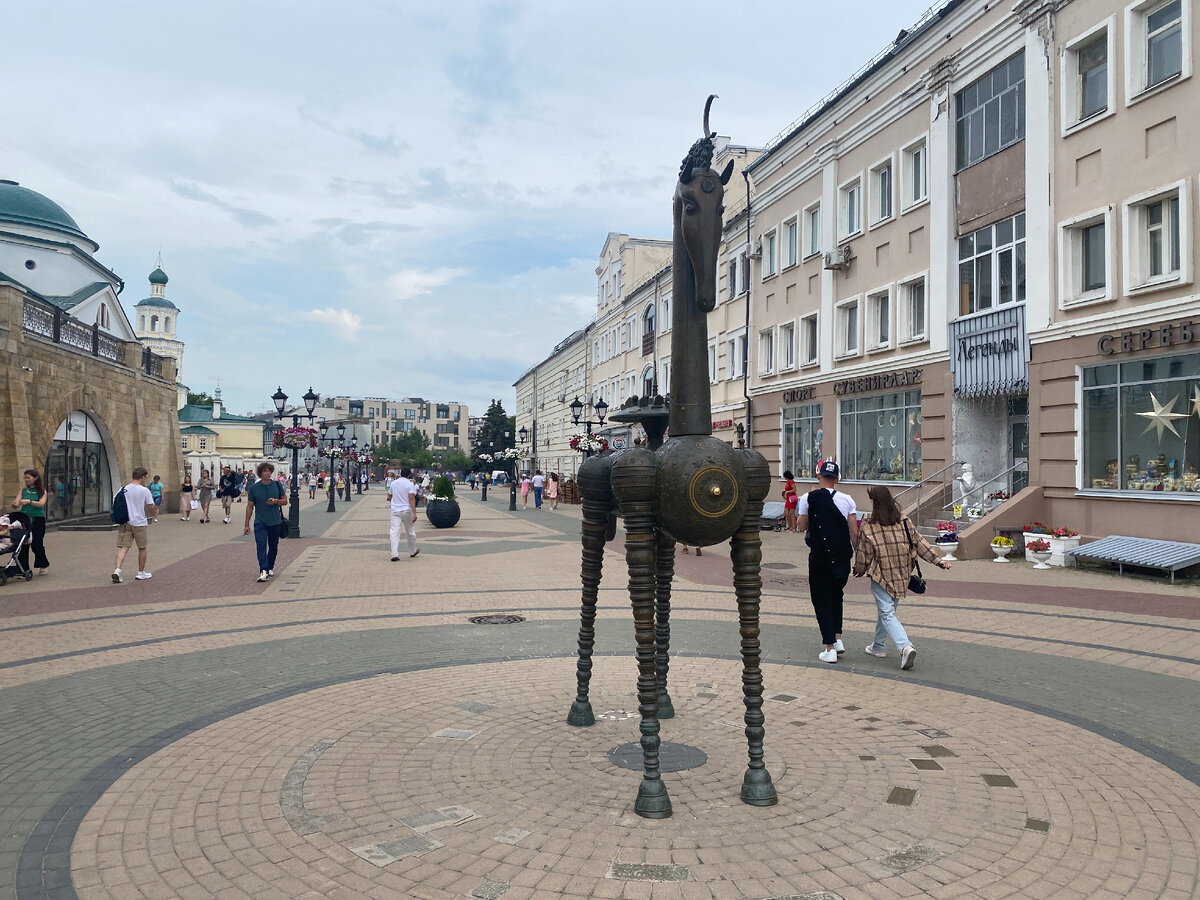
[569,97,776,817]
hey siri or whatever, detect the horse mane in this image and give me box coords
[678,136,714,181]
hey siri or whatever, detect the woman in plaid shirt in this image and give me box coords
[853,486,950,670]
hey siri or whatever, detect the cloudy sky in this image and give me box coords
[6,0,932,418]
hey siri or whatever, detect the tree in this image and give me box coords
[384,429,433,469]
[187,391,215,406]
[472,399,514,458]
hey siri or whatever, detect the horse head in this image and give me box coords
[675,96,735,312]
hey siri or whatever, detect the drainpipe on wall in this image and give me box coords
[742,168,753,448]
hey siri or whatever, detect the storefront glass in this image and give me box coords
[839,391,923,482]
[44,410,114,521]
[781,403,822,478]
[1083,351,1200,492]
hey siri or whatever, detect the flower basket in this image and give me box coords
[320,446,346,460]
[569,433,609,454]
[274,427,318,450]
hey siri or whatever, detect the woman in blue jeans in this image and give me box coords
[243,461,287,583]
[852,485,949,671]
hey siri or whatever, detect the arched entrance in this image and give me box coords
[44,411,115,521]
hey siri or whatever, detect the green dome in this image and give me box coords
[0,179,89,241]
[149,266,169,285]
[136,296,178,310]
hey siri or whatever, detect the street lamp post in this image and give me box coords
[272,386,319,539]
[344,435,356,503]
[569,395,609,459]
[320,422,340,512]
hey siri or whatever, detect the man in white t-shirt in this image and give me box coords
[387,467,420,561]
[531,470,545,509]
[112,467,156,583]
[796,460,859,663]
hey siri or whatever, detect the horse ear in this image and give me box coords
[719,159,735,185]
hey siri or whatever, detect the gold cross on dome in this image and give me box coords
[1136,392,1187,441]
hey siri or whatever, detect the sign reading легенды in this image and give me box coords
[1098,321,1196,356]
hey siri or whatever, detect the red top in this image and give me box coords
[783,478,798,509]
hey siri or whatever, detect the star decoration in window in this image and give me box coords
[1192,386,1200,422]
[1136,392,1187,440]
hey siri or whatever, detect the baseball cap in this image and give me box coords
[817,460,840,479]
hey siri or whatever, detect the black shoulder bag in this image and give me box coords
[901,519,926,594]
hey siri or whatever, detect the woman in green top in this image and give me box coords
[10,469,49,574]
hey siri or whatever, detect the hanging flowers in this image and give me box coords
[274,427,318,449]
[569,433,608,454]
[320,445,347,459]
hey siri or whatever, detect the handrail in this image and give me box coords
[893,460,962,506]
[943,459,1029,511]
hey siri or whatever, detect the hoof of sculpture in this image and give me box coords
[635,780,673,819]
[740,769,778,806]
[657,693,675,719]
[566,700,594,727]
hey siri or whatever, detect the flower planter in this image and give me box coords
[1048,536,1080,568]
[1029,550,1052,569]
[425,499,461,529]
[938,542,959,562]
[991,545,1012,563]
[1021,532,1048,562]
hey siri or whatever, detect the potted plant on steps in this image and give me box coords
[990,535,1014,562]
[425,474,461,528]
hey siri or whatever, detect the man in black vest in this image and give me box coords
[797,460,860,663]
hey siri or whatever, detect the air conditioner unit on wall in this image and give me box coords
[748,240,763,260]
[823,245,852,271]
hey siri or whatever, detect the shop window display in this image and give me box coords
[1083,351,1200,492]
[782,403,823,478]
[838,391,923,482]
[44,410,114,521]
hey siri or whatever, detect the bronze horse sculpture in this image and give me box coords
[567,97,776,818]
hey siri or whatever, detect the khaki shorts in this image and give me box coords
[116,523,148,549]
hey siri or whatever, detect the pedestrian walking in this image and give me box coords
[196,469,216,523]
[336,471,346,500]
[797,459,859,664]
[180,474,194,521]
[387,466,420,561]
[520,473,531,509]
[532,470,545,509]
[10,469,49,574]
[112,467,155,583]
[218,465,239,523]
[244,461,287,583]
[782,469,799,533]
[148,475,163,522]
[547,472,559,509]
[853,485,949,671]
[307,471,317,499]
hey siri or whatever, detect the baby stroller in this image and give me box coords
[0,511,33,585]
[760,501,786,532]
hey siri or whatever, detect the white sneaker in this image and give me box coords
[834,639,845,654]
[224,516,231,524]
[901,646,917,670]
[257,570,268,583]
[112,570,122,584]
[818,649,838,664]
[865,645,887,658]
[135,571,152,580]
[267,569,274,577]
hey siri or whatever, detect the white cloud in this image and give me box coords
[387,268,465,302]
[304,308,363,340]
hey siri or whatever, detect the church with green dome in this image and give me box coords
[0,179,183,522]
[135,260,188,409]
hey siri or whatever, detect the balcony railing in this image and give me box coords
[641,331,655,356]
[21,295,172,372]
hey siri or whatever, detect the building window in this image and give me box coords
[643,366,655,397]
[838,177,862,240]
[804,203,821,258]
[199,437,207,450]
[839,391,923,482]
[662,358,672,394]
[763,230,777,278]
[740,251,750,294]
[708,341,718,383]
[782,403,823,479]
[901,277,927,342]
[758,327,774,375]
[1060,210,1114,305]
[801,314,819,366]
[784,218,798,268]
[901,137,927,210]
[728,259,738,300]
[726,331,748,379]
[1083,351,1200,491]
[955,52,1026,171]
[867,289,891,350]
[957,212,1027,316]
[1080,33,1109,118]
[779,321,796,371]
[869,158,894,226]
[644,304,655,337]
[836,297,861,357]
[181,437,188,450]
[1123,182,1187,292]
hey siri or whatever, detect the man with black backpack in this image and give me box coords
[797,459,859,663]
[112,467,155,583]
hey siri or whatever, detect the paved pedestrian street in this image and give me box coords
[2,493,1199,900]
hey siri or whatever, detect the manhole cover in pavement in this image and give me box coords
[468,615,526,625]
[607,741,708,773]
[762,562,797,570]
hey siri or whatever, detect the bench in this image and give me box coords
[1067,536,1200,583]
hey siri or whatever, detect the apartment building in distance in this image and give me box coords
[735,0,1197,543]
[325,396,469,453]
[513,326,591,478]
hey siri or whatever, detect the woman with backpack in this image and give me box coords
[853,485,950,671]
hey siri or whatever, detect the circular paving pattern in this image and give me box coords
[70,657,1200,899]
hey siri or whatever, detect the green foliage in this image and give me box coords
[472,399,514,457]
[383,429,434,468]
[187,391,215,406]
[436,448,472,472]
[431,474,456,500]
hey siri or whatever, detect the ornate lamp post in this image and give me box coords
[271,386,319,539]
[569,395,609,458]
[360,444,372,491]
[320,422,339,512]
[344,435,357,503]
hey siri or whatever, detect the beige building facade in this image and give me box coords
[513,326,591,479]
[331,396,469,454]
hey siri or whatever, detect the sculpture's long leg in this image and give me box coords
[733,452,777,806]
[611,450,670,818]
[654,529,676,719]
[567,458,613,727]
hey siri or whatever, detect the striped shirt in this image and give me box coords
[853,514,943,598]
